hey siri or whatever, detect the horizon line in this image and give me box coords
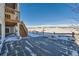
[26,24,79,27]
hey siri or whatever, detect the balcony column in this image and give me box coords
[1,20,5,40]
[17,22,21,38]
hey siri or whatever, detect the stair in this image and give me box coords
[19,21,28,37]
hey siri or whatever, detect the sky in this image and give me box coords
[20,3,79,26]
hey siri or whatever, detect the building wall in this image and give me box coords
[0,3,5,38]
[0,24,1,35]
[5,3,19,22]
[5,26,15,34]
[16,4,20,21]
[5,3,20,35]
[9,27,15,33]
[0,3,5,24]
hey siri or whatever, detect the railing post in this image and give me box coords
[17,22,21,38]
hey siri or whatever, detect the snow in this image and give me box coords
[3,44,8,56]
[28,32,42,37]
[71,50,78,56]
[0,45,2,50]
[29,32,74,41]
[5,36,19,42]
[0,33,78,56]
[25,41,33,47]
[39,41,48,46]
[56,36,73,41]
[25,47,36,56]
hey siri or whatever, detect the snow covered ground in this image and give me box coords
[5,34,20,42]
[28,32,42,37]
[0,32,79,56]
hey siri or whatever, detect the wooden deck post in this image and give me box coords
[17,22,20,38]
[1,23,5,39]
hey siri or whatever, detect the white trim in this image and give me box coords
[17,22,20,37]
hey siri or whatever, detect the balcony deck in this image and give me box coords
[5,19,19,26]
[5,7,20,26]
[5,7,19,14]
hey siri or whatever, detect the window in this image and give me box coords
[5,8,15,14]
[5,28,9,34]
[5,14,11,19]
[5,3,17,9]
